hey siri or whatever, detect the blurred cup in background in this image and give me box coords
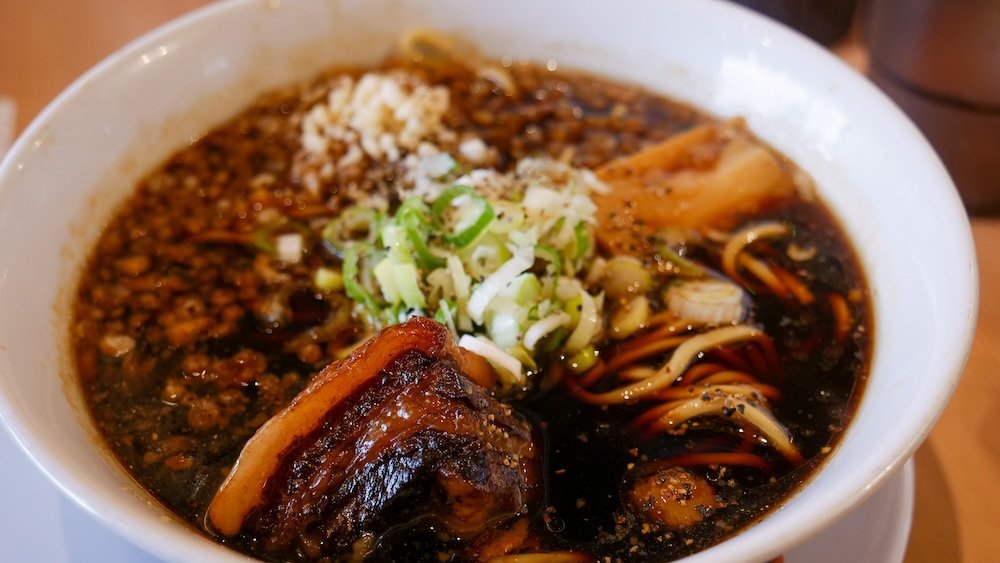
[864,0,1000,215]
[730,0,858,45]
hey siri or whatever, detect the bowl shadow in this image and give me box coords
[903,442,962,562]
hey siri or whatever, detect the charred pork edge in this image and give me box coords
[207,317,456,536]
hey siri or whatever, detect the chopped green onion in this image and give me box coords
[467,254,533,325]
[534,244,562,278]
[657,243,707,278]
[524,311,570,351]
[435,299,458,337]
[510,343,538,372]
[498,273,542,303]
[406,221,445,269]
[447,200,493,247]
[463,233,511,280]
[323,207,380,256]
[252,228,277,256]
[313,267,343,292]
[665,279,745,325]
[458,334,523,387]
[358,247,386,299]
[394,198,428,225]
[393,262,426,309]
[563,287,599,354]
[432,185,496,248]
[447,255,471,301]
[538,326,569,355]
[343,244,382,315]
[380,223,408,253]
[373,257,402,304]
[566,345,599,374]
[430,185,468,227]
[487,301,521,349]
[601,256,653,298]
[574,222,590,260]
[563,293,582,326]
[549,216,566,232]
[490,201,526,234]
[328,165,607,386]
[396,198,446,269]
[610,295,650,340]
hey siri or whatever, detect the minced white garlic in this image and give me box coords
[276,233,304,264]
[99,334,136,358]
[459,137,488,164]
[301,71,452,165]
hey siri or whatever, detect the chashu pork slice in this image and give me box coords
[593,119,797,256]
[207,317,538,558]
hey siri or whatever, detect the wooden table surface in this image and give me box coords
[1,2,997,561]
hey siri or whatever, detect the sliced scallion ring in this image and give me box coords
[343,243,382,315]
[657,243,707,278]
[534,243,562,278]
[323,207,380,257]
[524,311,570,351]
[396,199,446,269]
[566,345,599,374]
[407,222,445,269]
[458,334,523,386]
[431,185,496,248]
[563,287,599,354]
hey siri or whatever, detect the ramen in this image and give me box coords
[72,33,869,562]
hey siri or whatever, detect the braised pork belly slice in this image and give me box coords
[207,317,538,558]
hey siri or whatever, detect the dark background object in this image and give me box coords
[733,0,1000,215]
[864,0,1000,215]
[729,0,858,45]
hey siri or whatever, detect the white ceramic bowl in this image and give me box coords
[0,0,978,561]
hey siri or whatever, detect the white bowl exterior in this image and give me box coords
[0,1,977,562]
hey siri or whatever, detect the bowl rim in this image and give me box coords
[0,5,268,563]
[0,0,979,561]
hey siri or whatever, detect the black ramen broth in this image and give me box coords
[72,43,869,562]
